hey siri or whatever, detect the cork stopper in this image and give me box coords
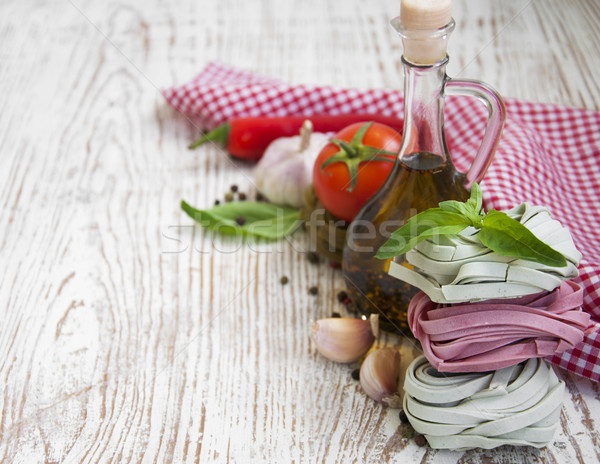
[400,0,452,30]
[394,0,454,65]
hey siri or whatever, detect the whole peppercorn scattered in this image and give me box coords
[337,291,348,303]
[235,216,246,226]
[214,199,220,206]
[351,368,360,381]
[256,191,265,202]
[225,192,234,202]
[239,192,247,201]
[309,286,318,295]
[230,184,239,193]
[280,276,289,285]
[398,409,408,424]
[414,435,427,447]
[331,312,341,318]
[307,251,320,264]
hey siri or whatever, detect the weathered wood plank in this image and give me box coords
[0,0,598,463]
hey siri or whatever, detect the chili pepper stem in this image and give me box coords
[299,120,313,152]
[189,122,231,150]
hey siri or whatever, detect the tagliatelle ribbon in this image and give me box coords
[408,280,589,372]
[403,355,565,450]
[388,204,581,304]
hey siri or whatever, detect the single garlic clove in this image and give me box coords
[360,347,402,408]
[311,314,379,363]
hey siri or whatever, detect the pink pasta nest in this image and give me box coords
[408,281,590,372]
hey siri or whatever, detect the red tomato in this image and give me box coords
[313,122,403,223]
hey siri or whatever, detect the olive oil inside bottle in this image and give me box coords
[342,152,469,334]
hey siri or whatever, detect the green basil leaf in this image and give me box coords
[438,199,474,218]
[181,200,301,240]
[439,183,483,225]
[466,182,483,213]
[479,210,567,267]
[376,209,471,259]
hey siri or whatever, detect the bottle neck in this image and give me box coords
[391,17,455,169]
[398,56,449,168]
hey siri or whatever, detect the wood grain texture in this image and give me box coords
[0,0,599,462]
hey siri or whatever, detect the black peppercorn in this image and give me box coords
[331,312,341,318]
[351,368,360,381]
[309,286,318,295]
[235,216,246,226]
[307,252,320,264]
[337,291,348,303]
[398,409,408,424]
[414,435,427,447]
[230,184,239,192]
[280,276,289,285]
[239,192,247,200]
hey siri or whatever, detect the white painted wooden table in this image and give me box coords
[1,0,599,462]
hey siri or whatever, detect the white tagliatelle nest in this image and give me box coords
[388,203,581,304]
[403,355,565,450]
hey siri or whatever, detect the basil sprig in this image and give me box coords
[181,200,301,240]
[375,183,567,267]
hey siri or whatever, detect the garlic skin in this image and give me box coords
[360,347,402,408]
[311,314,379,363]
[255,120,329,208]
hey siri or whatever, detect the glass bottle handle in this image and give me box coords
[444,79,506,188]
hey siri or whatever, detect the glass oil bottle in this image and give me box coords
[342,2,506,334]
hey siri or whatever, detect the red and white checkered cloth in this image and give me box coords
[163,62,600,382]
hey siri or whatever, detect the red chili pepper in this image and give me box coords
[188,114,404,161]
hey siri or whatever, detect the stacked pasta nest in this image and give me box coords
[389,203,589,450]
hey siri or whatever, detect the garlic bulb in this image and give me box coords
[360,347,402,408]
[311,314,379,363]
[255,120,329,208]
